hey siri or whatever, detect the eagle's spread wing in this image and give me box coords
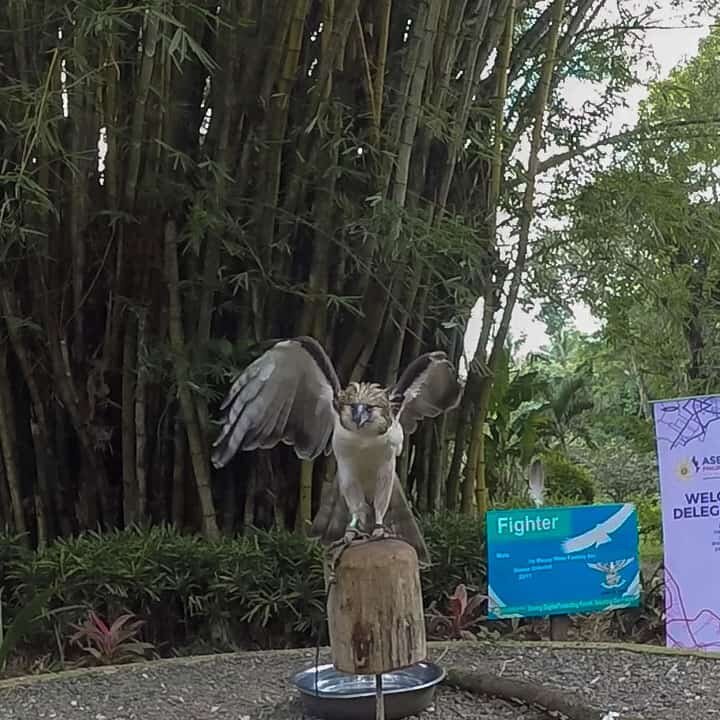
[389,351,462,436]
[211,336,341,468]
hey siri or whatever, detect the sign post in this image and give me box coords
[652,394,720,651]
[487,504,640,620]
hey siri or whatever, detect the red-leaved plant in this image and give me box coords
[426,583,487,640]
[69,611,155,666]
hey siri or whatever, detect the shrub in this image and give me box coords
[0,515,488,664]
[541,451,596,505]
[633,493,662,549]
[5,525,326,653]
[420,513,486,601]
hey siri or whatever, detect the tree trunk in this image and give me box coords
[327,539,426,674]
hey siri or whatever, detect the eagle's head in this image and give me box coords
[335,382,392,435]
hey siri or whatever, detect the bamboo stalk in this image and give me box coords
[0,450,10,531]
[1,285,53,542]
[442,0,512,513]
[195,0,238,438]
[135,308,148,521]
[0,347,28,543]
[381,258,424,385]
[428,416,446,508]
[430,0,467,111]
[242,463,257,531]
[488,1,515,234]
[465,0,567,514]
[384,1,428,160]
[124,8,161,210]
[68,29,89,360]
[252,0,310,336]
[295,459,314,535]
[172,414,186,528]
[223,468,237,535]
[122,311,138,526]
[437,0,506,208]
[488,0,566,370]
[373,0,392,129]
[355,8,379,144]
[391,0,442,207]
[164,217,220,540]
[458,1,517,515]
[103,36,120,210]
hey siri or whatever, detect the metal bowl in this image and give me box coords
[291,661,446,720]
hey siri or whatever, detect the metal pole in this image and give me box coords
[375,672,385,720]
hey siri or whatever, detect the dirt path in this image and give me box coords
[0,640,716,719]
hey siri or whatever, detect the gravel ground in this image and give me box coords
[0,641,718,720]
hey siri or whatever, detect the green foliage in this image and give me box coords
[541,451,596,505]
[484,338,600,503]
[5,525,327,652]
[0,588,53,671]
[574,438,658,502]
[633,493,663,550]
[420,513,487,602]
[0,516,489,665]
[533,25,720,398]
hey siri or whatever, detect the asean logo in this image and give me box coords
[675,457,699,481]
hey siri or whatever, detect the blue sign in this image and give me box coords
[486,503,641,619]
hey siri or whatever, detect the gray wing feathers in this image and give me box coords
[211,338,339,468]
[390,351,462,436]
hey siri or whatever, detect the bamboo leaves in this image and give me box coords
[0,0,664,540]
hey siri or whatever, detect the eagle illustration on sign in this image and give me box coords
[587,559,633,589]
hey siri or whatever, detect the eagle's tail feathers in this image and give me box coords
[384,477,430,566]
[309,471,349,542]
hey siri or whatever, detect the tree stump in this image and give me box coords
[327,538,426,675]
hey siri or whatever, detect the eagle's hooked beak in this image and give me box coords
[350,403,371,428]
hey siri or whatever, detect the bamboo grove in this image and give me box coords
[1,0,639,546]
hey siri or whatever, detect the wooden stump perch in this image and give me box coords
[327,538,426,675]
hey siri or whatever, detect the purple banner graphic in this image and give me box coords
[652,395,720,651]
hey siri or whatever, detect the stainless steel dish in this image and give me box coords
[291,661,446,720]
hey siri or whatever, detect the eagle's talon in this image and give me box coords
[343,528,363,544]
[327,526,371,579]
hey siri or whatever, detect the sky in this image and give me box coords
[463,0,715,367]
